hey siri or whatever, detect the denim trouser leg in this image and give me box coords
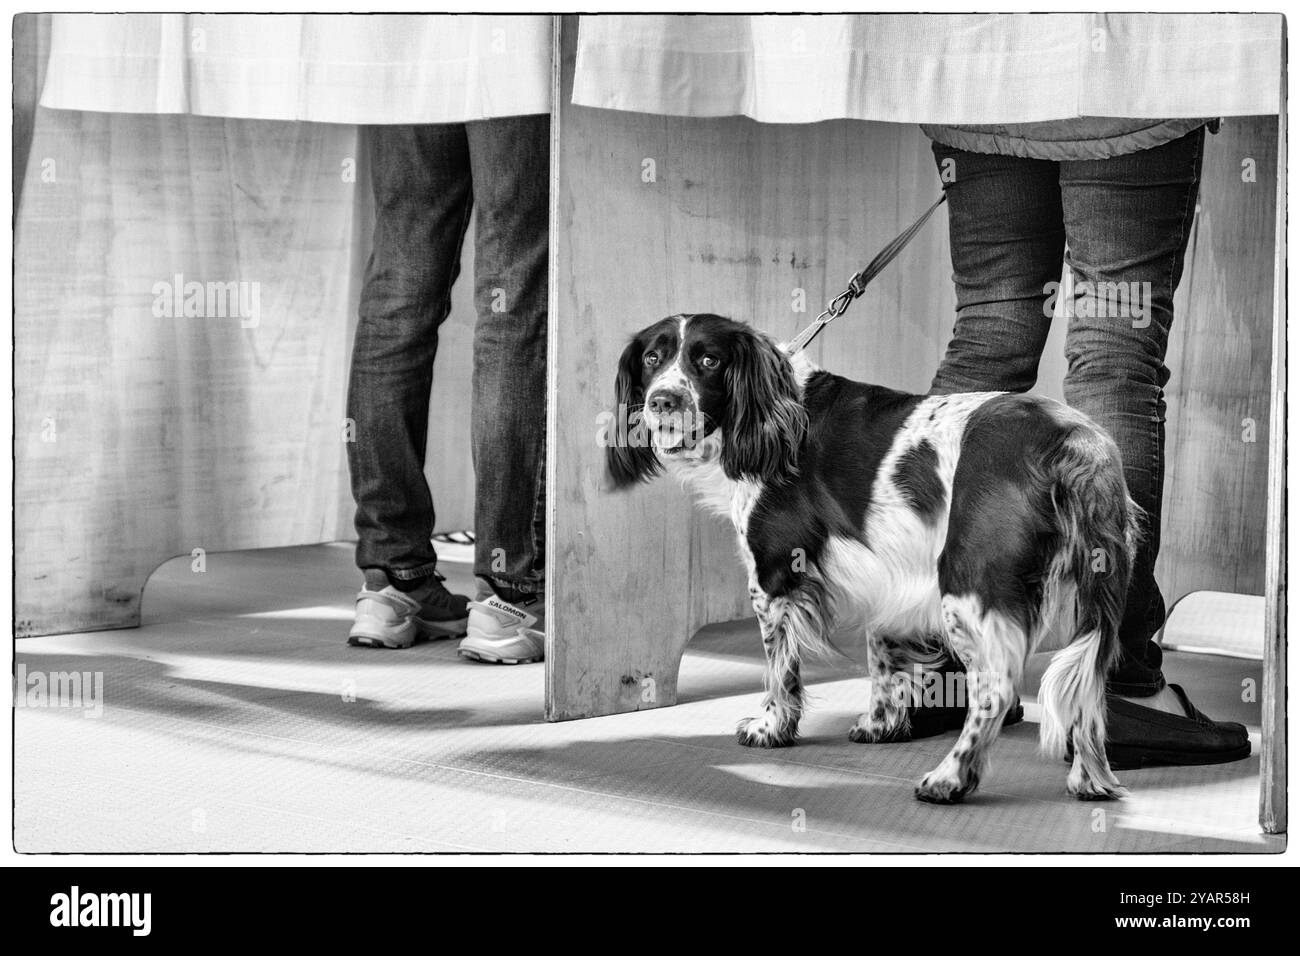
[347,117,549,592]
[465,116,549,592]
[927,128,1205,696]
[929,146,1065,395]
[1059,129,1205,694]
[348,124,473,585]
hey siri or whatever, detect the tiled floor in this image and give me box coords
[14,543,1283,853]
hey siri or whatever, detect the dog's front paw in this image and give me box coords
[914,765,977,805]
[736,713,797,748]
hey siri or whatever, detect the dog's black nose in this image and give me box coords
[648,391,681,415]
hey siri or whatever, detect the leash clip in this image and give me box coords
[826,286,856,319]
[785,192,947,356]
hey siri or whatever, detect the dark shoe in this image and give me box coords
[899,655,1025,740]
[347,570,469,649]
[906,696,1024,740]
[1098,684,1251,770]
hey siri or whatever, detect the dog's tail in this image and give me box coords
[1037,426,1135,800]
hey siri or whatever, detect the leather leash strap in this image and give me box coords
[787,192,948,354]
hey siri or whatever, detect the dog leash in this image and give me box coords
[787,193,948,354]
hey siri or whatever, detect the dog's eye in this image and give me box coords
[643,352,660,367]
[700,355,720,370]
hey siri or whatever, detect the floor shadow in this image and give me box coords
[15,650,537,730]
[460,731,1275,853]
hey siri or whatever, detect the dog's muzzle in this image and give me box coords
[645,388,703,454]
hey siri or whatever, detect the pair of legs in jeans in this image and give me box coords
[929,126,1247,764]
[346,116,548,656]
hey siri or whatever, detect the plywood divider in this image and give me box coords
[1259,45,1287,836]
[546,17,955,720]
[1162,117,1279,603]
[15,109,477,637]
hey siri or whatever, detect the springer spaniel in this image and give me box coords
[607,314,1136,804]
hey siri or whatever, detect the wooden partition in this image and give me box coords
[1260,75,1287,835]
[14,104,477,637]
[545,15,1280,722]
[547,20,959,719]
[1162,117,1280,602]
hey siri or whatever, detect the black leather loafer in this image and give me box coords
[1100,684,1251,770]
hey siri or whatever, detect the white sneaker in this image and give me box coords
[458,581,545,664]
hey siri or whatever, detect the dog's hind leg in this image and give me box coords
[914,594,1024,804]
[736,584,824,748]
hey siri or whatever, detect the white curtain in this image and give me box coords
[572,13,1283,123]
[40,13,552,122]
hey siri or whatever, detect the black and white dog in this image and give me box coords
[607,314,1136,804]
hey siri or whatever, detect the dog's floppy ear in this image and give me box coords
[720,326,806,484]
[605,334,663,489]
